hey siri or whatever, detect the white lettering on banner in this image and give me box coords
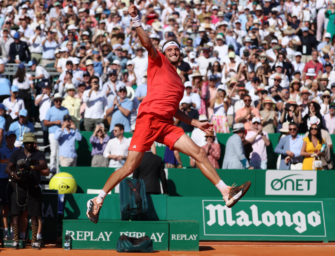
[205,204,321,234]
[65,231,113,241]
[171,234,198,241]
[119,232,165,243]
[266,171,317,195]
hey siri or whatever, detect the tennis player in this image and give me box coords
[87,5,251,223]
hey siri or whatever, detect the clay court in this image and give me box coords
[1,242,335,256]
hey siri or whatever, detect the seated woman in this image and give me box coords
[90,123,109,167]
[301,124,325,170]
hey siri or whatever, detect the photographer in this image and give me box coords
[6,133,49,249]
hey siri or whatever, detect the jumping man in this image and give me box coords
[86,5,251,223]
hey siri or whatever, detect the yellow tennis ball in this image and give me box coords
[49,172,77,194]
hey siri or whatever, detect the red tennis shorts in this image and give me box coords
[129,113,185,152]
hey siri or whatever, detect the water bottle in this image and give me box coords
[64,234,71,250]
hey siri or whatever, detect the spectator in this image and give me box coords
[275,122,304,170]
[260,97,278,133]
[202,132,221,169]
[0,28,14,62]
[103,123,131,168]
[0,104,6,145]
[62,84,81,128]
[246,117,270,169]
[82,76,107,131]
[35,83,52,151]
[28,59,50,82]
[90,123,109,167]
[0,59,11,103]
[320,90,332,116]
[8,32,31,63]
[299,100,325,133]
[280,98,299,125]
[8,109,34,148]
[301,123,325,170]
[41,30,58,67]
[106,85,133,133]
[43,93,69,173]
[0,132,16,241]
[209,84,230,133]
[235,94,260,131]
[324,103,335,134]
[222,123,248,169]
[3,85,25,124]
[176,96,199,132]
[133,46,148,85]
[54,115,82,167]
[12,63,33,119]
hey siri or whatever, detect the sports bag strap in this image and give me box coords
[126,179,142,210]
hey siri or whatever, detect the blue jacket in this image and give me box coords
[274,135,303,170]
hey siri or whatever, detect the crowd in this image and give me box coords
[0,0,334,170]
[1,0,335,248]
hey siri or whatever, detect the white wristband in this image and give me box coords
[131,15,141,28]
[97,190,107,203]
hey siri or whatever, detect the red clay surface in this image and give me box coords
[1,242,335,256]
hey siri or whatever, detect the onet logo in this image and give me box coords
[270,174,313,191]
[266,171,317,196]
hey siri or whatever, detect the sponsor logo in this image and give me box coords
[120,231,165,242]
[66,231,113,241]
[266,171,317,195]
[171,234,198,241]
[65,230,165,243]
[202,200,326,237]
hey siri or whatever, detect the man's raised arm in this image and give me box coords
[129,5,158,59]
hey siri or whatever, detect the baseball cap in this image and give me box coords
[184,81,192,88]
[19,109,27,117]
[13,32,20,39]
[63,114,72,121]
[108,69,117,76]
[252,117,261,124]
[11,85,19,92]
[0,103,6,110]
[27,59,37,67]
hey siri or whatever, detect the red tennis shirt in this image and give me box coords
[137,51,184,120]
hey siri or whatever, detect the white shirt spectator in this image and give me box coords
[324,113,335,134]
[103,137,131,168]
[35,94,51,121]
[3,98,25,119]
[82,89,107,119]
[12,74,32,90]
[35,65,50,79]
[132,55,148,85]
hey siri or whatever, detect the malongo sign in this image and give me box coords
[266,170,317,195]
[202,200,326,238]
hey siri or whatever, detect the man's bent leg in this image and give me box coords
[173,134,250,208]
[174,134,221,185]
[87,150,144,223]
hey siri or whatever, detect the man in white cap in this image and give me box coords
[86,4,251,224]
[222,123,249,169]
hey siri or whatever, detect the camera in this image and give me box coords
[16,159,33,178]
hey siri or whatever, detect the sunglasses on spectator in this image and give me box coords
[310,127,318,130]
[92,81,99,84]
[274,79,281,81]
[289,128,297,131]
[323,95,330,98]
[54,99,62,102]
[244,99,252,102]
